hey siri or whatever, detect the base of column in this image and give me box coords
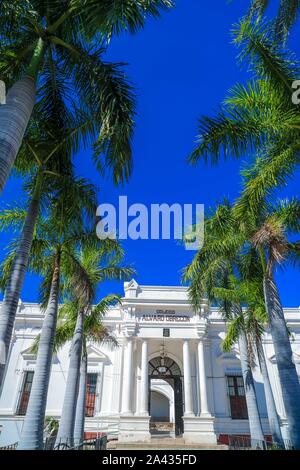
[118,415,151,443]
[200,412,213,418]
[184,412,195,418]
[183,415,217,444]
[138,411,150,417]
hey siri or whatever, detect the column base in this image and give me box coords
[200,412,213,418]
[183,415,217,444]
[121,411,134,417]
[138,411,150,417]
[184,412,195,418]
[118,415,151,443]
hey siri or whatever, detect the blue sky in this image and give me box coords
[1,1,300,306]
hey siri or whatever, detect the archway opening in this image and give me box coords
[148,356,183,437]
[150,390,170,422]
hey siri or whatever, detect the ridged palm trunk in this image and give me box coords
[55,309,84,449]
[18,252,61,450]
[238,331,265,446]
[0,38,44,193]
[73,345,87,446]
[0,77,35,192]
[0,172,43,391]
[257,338,284,448]
[263,274,300,449]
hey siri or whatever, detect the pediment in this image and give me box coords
[21,346,58,363]
[86,344,109,363]
[21,346,37,360]
[217,348,240,363]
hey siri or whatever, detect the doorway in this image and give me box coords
[148,356,184,436]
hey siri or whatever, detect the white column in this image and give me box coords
[140,339,149,415]
[121,338,133,415]
[182,340,194,416]
[197,339,210,416]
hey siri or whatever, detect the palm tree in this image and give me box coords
[54,244,134,448]
[249,205,300,448]
[73,343,87,446]
[215,276,284,448]
[187,20,300,446]
[234,169,300,450]
[182,204,265,445]
[185,195,300,448]
[0,0,174,192]
[54,296,120,448]
[0,112,96,391]
[7,178,98,450]
[247,0,300,40]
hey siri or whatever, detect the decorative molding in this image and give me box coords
[20,347,37,361]
[122,320,137,337]
[124,279,140,298]
[217,348,240,363]
[86,344,110,364]
[195,320,208,339]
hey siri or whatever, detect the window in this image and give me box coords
[227,375,248,419]
[85,373,98,417]
[17,371,34,415]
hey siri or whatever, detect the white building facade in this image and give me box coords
[0,280,300,446]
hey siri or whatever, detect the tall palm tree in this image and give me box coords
[215,276,284,448]
[0,112,96,391]
[249,206,300,448]
[54,296,120,447]
[185,195,300,448]
[3,179,98,450]
[54,243,134,448]
[234,166,300,451]
[0,0,173,192]
[73,341,87,446]
[182,204,265,445]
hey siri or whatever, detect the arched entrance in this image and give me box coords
[150,390,170,422]
[148,356,184,436]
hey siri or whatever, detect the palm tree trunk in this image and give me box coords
[18,251,60,450]
[0,78,35,192]
[263,274,300,449]
[0,171,43,391]
[256,338,284,448]
[238,330,265,446]
[0,38,44,193]
[74,344,87,446]
[55,309,84,448]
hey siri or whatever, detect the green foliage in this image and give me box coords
[0,0,175,184]
[247,0,300,40]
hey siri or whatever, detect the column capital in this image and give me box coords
[122,321,137,337]
[195,299,209,318]
[195,322,208,339]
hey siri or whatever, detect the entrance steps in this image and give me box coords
[107,438,228,450]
